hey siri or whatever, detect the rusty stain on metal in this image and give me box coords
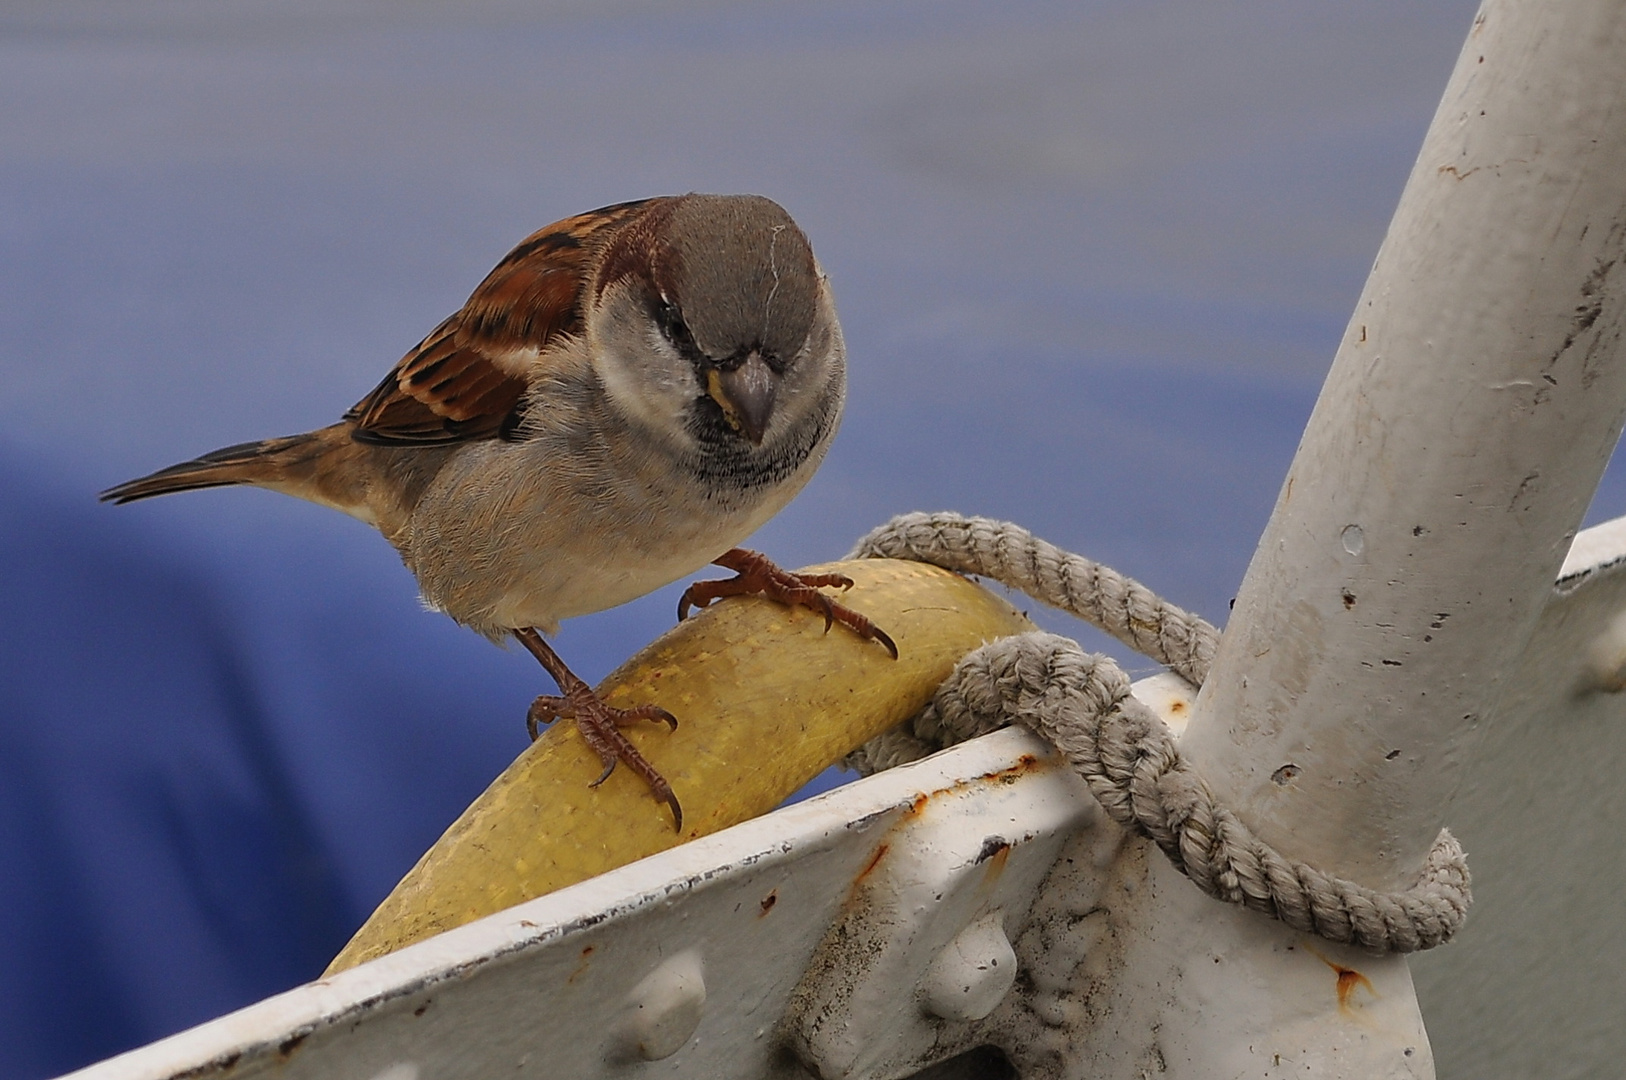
[855,844,891,885]
[1307,946,1378,1012]
[567,944,595,985]
[846,754,1055,898]
[974,837,1011,866]
[1333,964,1376,1011]
[1270,764,1302,785]
[759,890,779,916]
[979,754,1043,786]
[978,843,1012,888]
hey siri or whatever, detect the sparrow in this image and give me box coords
[102,193,895,831]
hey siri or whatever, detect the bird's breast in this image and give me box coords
[401,428,821,637]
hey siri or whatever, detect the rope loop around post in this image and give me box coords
[846,511,1471,954]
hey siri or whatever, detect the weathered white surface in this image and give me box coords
[57,722,1097,1080]
[1022,844,1432,1079]
[1412,521,1626,1078]
[55,517,1626,1079]
[57,668,1435,1080]
[786,743,1096,1077]
[967,680,1435,1080]
[1187,0,1626,894]
[1039,1,1626,1075]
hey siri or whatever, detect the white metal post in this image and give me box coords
[1057,3,1626,1076]
[1187,0,1626,891]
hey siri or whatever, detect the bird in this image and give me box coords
[101,193,895,832]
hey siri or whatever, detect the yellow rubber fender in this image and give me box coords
[326,557,1034,973]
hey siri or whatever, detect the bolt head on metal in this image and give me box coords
[1585,608,1626,691]
[921,913,1018,1022]
[366,1066,418,1080]
[625,950,706,1060]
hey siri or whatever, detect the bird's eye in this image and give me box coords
[654,299,699,355]
[654,299,678,336]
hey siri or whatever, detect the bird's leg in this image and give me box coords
[513,627,683,831]
[678,548,898,658]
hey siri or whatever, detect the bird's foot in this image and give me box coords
[678,548,898,659]
[514,628,683,831]
[526,692,681,830]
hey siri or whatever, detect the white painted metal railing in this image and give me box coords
[51,517,1626,1079]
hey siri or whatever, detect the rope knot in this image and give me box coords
[848,511,1471,954]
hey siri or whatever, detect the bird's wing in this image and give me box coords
[346,198,656,445]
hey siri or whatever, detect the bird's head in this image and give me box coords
[587,194,845,471]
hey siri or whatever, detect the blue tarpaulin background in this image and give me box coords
[8,2,1610,1076]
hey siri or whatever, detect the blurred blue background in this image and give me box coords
[7,1,1605,1075]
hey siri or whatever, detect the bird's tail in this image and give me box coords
[99,427,348,505]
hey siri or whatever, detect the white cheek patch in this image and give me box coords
[773,314,845,417]
[596,333,694,438]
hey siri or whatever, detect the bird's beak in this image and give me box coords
[706,352,778,445]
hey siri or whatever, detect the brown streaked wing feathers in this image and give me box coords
[347,199,658,445]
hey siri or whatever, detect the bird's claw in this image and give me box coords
[678,549,898,659]
[516,628,683,832]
